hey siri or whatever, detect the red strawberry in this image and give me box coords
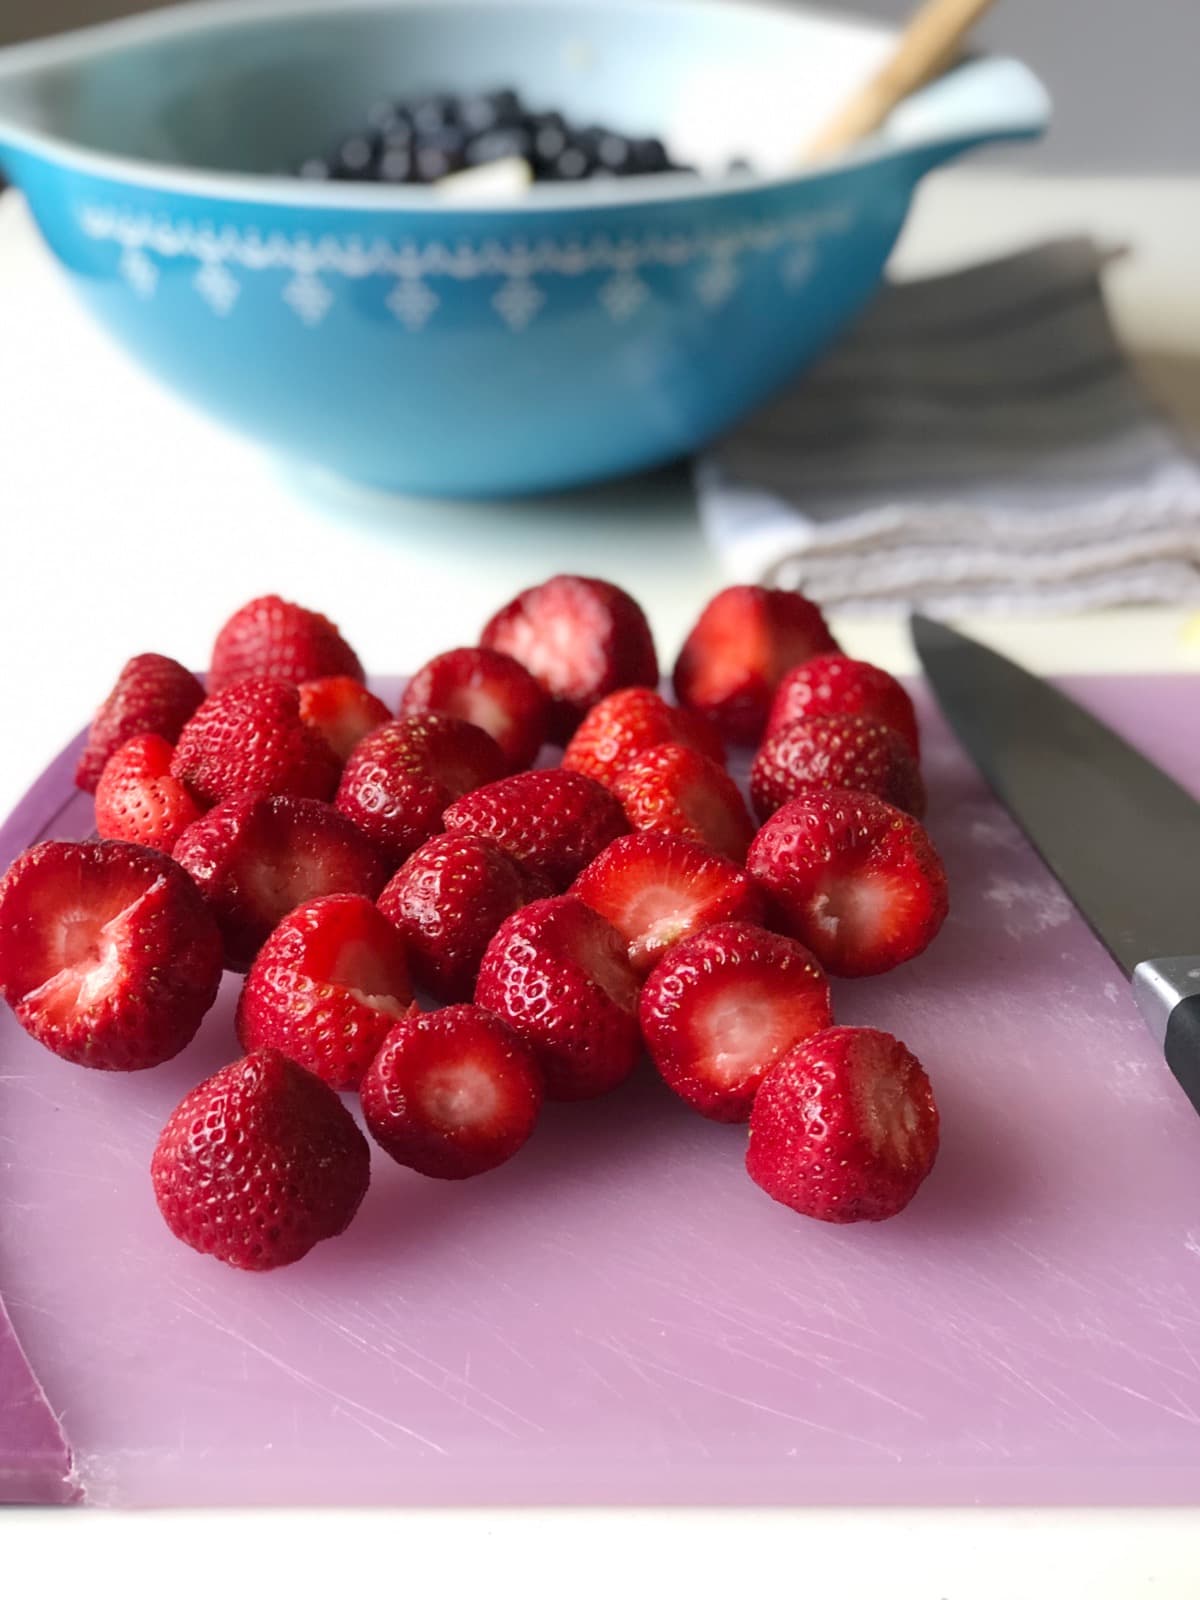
[377,832,547,1002]
[208,595,364,695]
[480,574,659,741]
[442,769,628,890]
[152,1050,370,1270]
[171,679,341,807]
[673,585,840,744]
[0,839,222,1071]
[747,1027,939,1223]
[75,653,205,793]
[561,687,725,788]
[361,1005,542,1179]
[638,921,831,1122]
[746,788,948,978]
[612,743,755,863]
[750,714,925,822]
[94,733,205,853]
[173,792,388,970]
[237,895,414,1091]
[298,676,390,762]
[766,654,920,757]
[398,647,550,771]
[475,896,640,1100]
[573,832,764,975]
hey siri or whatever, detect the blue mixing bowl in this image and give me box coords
[0,0,1048,496]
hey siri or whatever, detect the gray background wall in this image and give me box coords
[0,0,1195,173]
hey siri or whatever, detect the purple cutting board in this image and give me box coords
[3,676,1200,1509]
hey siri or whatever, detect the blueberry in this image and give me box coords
[531,119,569,166]
[367,98,412,135]
[411,94,460,135]
[298,156,332,180]
[593,133,632,174]
[551,145,593,181]
[459,89,524,134]
[414,142,464,182]
[465,127,534,166]
[333,134,377,179]
[628,136,670,173]
[378,145,415,183]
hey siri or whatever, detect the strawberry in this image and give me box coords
[766,654,920,757]
[335,714,507,869]
[152,1050,370,1270]
[746,788,948,978]
[561,687,725,788]
[442,769,628,890]
[0,839,222,1071]
[638,921,831,1122]
[298,676,391,762]
[475,896,640,1100]
[361,1005,542,1179]
[612,743,755,863]
[573,832,764,975]
[480,574,659,741]
[377,832,547,1002]
[746,1027,939,1223]
[673,585,840,744]
[75,653,205,793]
[173,792,388,970]
[750,714,925,822]
[237,894,415,1091]
[398,647,550,772]
[94,733,205,853]
[208,595,364,695]
[171,679,341,807]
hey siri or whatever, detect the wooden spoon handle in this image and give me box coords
[803,0,1000,159]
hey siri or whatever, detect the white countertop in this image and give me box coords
[2,169,1200,1592]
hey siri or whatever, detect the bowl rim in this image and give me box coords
[0,0,917,212]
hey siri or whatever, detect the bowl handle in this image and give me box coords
[881,55,1051,169]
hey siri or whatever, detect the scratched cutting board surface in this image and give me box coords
[2,675,1200,1509]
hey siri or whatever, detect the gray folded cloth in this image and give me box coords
[695,238,1200,613]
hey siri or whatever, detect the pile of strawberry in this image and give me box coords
[0,579,947,1272]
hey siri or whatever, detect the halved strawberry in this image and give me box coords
[747,1026,940,1223]
[0,839,222,1071]
[94,733,205,853]
[673,585,840,744]
[750,714,925,822]
[361,1004,543,1179]
[237,894,415,1090]
[561,687,725,788]
[173,792,389,970]
[475,896,640,1100]
[638,921,831,1122]
[208,595,364,695]
[442,768,628,890]
[298,676,391,762]
[171,678,341,807]
[480,574,659,741]
[572,832,764,975]
[398,647,550,771]
[612,742,755,863]
[746,788,948,978]
[765,654,920,756]
[335,713,508,869]
[75,653,205,794]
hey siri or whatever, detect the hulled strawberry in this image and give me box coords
[173,792,388,970]
[94,733,205,853]
[171,678,341,807]
[152,1050,370,1270]
[746,1027,939,1223]
[746,788,948,977]
[398,647,550,771]
[750,713,925,822]
[75,653,205,793]
[572,832,763,975]
[361,1005,542,1179]
[480,574,658,741]
[237,894,414,1090]
[475,896,640,1100]
[335,714,508,868]
[208,595,364,695]
[612,742,755,863]
[638,921,831,1122]
[0,839,222,1071]
[442,769,628,890]
[561,686,724,788]
[298,676,391,762]
[765,654,920,756]
[673,585,840,744]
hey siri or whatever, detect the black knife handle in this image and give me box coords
[1134,958,1200,1115]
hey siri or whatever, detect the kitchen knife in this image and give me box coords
[911,614,1200,1113]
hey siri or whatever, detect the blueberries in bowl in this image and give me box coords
[295,87,701,183]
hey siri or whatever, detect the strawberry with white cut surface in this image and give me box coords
[298,676,391,762]
[398,646,551,771]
